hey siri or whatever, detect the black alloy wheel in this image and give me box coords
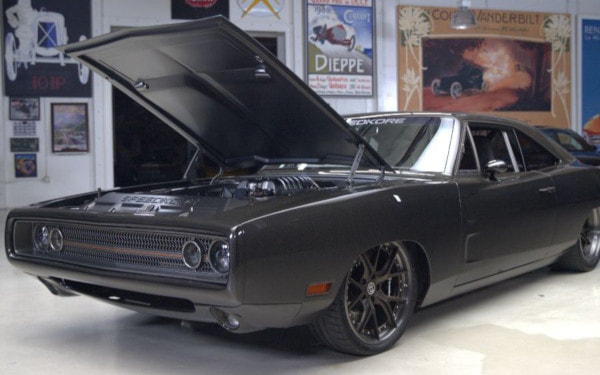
[556,208,600,272]
[311,243,417,355]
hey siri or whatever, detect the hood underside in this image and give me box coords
[58,17,387,169]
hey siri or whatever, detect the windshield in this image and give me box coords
[349,116,459,173]
[547,130,595,152]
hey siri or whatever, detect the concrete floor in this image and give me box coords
[1,208,600,375]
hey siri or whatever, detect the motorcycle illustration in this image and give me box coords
[4,2,89,84]
[311,24,356,52]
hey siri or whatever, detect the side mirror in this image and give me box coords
[485,159,508,180]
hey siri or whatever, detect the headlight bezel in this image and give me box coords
[33,224,51,251]
[209,240,231,274]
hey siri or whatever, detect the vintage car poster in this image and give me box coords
[306,0,374,97]
[2,0,92,97]
[171,0,229,19]
[397,6,571,128]
[580,17,600,144]
[14,153,37,178]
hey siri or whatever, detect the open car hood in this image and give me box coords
[58,17,388,170]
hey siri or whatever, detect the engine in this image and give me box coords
[76,176,321,215]
[233,176,319,198]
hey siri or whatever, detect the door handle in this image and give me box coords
[538,186,556,194]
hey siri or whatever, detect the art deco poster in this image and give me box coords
[171,0,229,19]
[580,17,600,143]
[2,0,92,97]
[398,6,571,128]
[306,0,374,96]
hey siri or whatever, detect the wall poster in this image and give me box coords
[2,0,92,97]
[171,0,229,19]
[14,153,37,178]
[580,17,600,144]
[306,0,374,97]
[51,103,89,153]
[397,6,571,128]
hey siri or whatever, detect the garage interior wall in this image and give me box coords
[1,0,599,209]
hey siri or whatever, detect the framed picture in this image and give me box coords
[51,103,89,153]
[10,138,39,152]
[14,153,37,178]
[9,97,40,120]
[580,16,600,146]
[306,0,375,97]
[2,0,92,97]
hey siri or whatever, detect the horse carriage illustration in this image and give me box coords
[4,5,89,84]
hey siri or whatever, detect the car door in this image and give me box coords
[455,122,557,285]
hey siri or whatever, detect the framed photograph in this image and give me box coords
[9,97,40,120]
[51,103,89,153]
[14,153,37,178]
[10,138,39,152]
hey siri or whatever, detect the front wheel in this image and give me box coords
[347,35,356,51]
[310,243,417,355]
[450,81,462,99]
[431,79,441,96]
[555,208,600,272]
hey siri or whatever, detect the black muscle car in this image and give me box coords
[5,17,600,356]
[431,61,487,99]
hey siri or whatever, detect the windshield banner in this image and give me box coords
[306,0,374,97]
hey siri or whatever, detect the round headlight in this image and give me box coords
[209,241,230,274]
[49,228,64,252]
[33,225,50,251]
[182,241,203,269]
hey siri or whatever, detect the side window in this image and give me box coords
[459,132,478,171]
[469,126,519,172]
[515,131,559,170]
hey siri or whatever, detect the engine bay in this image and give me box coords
[77,175,331,215]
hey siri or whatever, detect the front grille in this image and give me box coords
[14,221,227,283]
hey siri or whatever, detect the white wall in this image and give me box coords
[1,0,599,209]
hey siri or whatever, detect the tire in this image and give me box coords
[481,81,489,93]
[310,243,417,355]
[77,35,90,84]
[450,82,462,99]
[347,35,356,51]
[5,33,17,81]
[431,79,441,96]
[555,208,600,272]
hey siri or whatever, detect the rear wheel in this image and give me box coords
[77,35,90,84]
[556,208,600,272]
[311,243,417,355]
